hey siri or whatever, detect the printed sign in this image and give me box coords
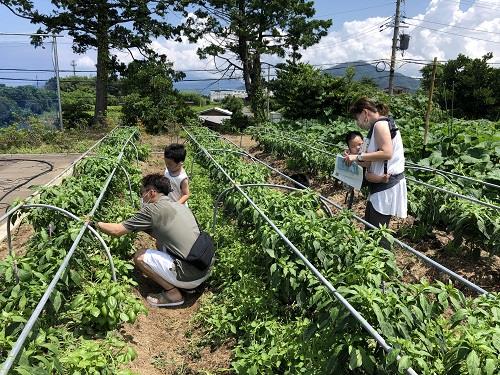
[334,154,364,190]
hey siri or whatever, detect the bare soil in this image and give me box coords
[140,131,186,153]
[122,138,232,374]
[0,222,34,259]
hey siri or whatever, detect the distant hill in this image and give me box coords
[323,60,421,92]
[174,74,245,95]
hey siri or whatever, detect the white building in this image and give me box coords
[198,107,233,128]
[210,89,247,102]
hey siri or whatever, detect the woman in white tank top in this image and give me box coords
[344,97,407,229]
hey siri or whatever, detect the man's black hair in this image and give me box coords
[345,131,363,145]
[164,143,186,163]
[142,173,172,195]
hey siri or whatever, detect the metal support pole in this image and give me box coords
[7,204,116,281]
[405,162,500,190]
[185,128,488,295]
[52,35,64,130]
[81,156,136,207]
[406,176,499,210]
[185,128,419,375]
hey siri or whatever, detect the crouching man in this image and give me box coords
[92,173,213,307]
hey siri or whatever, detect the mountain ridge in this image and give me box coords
[323,60,421,92]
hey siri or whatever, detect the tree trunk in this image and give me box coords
[249,54,266,123]
[94,2,109,125]
[236,0,264,123]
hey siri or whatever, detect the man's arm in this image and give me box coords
[95,222,131,237]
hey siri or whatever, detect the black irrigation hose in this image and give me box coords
[0,158,54,212]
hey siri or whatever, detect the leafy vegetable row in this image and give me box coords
[187,125,499,375]
[250,120,499,256]
[0,128,148,374]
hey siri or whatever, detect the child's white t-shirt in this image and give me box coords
[164,167,189,206]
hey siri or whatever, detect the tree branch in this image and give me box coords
[1,2,34,21]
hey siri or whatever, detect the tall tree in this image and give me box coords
[178,0,331,122]
[1,0,180,124]
[420,53,500,120]
[121,56,194,133]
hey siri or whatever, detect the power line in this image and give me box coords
[403,17,500,36]
[313,1,394,19]
[0,68,96,73]
[441,0,500,11]
[405,22,500,44]
[303,19,392,51]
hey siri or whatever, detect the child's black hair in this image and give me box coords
[164,143,186,163]
[345,131,363,145]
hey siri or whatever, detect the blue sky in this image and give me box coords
[0,1,499,89]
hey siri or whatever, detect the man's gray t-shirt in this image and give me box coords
[122,195,207,282]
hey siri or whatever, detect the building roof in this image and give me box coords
[210,89,246,92]
[198,107,232,116]
[198,115,231,125]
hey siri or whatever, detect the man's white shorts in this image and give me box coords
[143,249,209,289]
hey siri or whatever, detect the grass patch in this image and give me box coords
[0,122,114,154]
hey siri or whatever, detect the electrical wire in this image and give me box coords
[313,1,394,19]
[403,16,500,36]
[303,19,392,51]
[440,0,500,11]
[405,22,500,44]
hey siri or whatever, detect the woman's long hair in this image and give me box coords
[349,97,389,117]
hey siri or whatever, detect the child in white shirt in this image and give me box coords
[164,143,190,205]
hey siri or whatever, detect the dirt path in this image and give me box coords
[122,136,232,375]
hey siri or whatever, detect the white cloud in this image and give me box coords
[148,38,214,71]
[55,0,500,80]
[76,55,95,68]
[296,0,500,78]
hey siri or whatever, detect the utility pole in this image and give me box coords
[71,60,77,76]
[52,35,64,130]
[423,57,438,146]
[388,0,402,95]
